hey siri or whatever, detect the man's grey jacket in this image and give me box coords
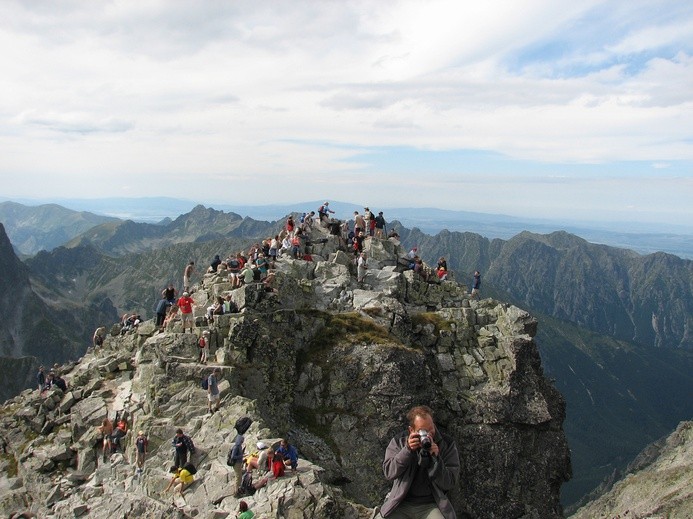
[381,430,460,518]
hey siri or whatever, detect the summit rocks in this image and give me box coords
[0,222,570,518]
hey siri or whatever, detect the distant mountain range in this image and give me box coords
[0,201,118,256]
[3,197,693,258]
[0,201,692,508]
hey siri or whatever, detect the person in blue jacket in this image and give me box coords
[276,439,298,472]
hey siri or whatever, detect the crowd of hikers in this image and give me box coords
[102,201,482,341]
[160,418,299,516]
[32,201,483,511]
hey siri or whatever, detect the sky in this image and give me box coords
[0,1,692,229]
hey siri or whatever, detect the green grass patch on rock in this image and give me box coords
[410,312,453,334]
[310,312,394,349]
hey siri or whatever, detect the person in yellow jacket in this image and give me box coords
[164,463,195,496]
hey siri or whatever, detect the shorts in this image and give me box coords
[208,392,220,403]
[181,313,194,325]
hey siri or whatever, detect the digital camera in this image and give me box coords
[418,429,432,450]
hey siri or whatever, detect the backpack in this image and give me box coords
[238,471,256,496]
[227,440,244,466]
[198,337,206,349]
[234,416,253,435]
[183,462,197,475]
[229,259,240,270]
[201,376,209,390]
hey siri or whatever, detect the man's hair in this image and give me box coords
[406,405,434,427]
[176,428,183,435]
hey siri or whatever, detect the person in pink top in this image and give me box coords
[177,292,195,333]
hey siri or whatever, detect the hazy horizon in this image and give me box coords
[3,195,693,260]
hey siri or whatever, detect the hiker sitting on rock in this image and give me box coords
[209,254,222,273]
[120,314,134,335]
[437,257,449,281]
[164,463,196,496]
[110,417,128,452]
[164,305,179,331]
[270,450,285,478]
[46,371,67,392]
[244,441,270,471]
[240,262,255,286]
[236,500,255,519]
[223,295,239,314]
[206,296,224,323]
[414,258,431,282]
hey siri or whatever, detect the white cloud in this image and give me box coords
[0,0,691,227]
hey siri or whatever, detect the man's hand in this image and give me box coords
[408,430,440,456]
[428,439,440,457]
[407,430,422,451]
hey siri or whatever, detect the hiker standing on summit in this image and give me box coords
[183,261,195,293]
[471,271,481,299]
[207,367,221,414]
[374,211,387,239]
[36,366,46,393]
[177,291,195,333]
[357,251,368,284]
[318,201,335,225]
[172,428,196,469]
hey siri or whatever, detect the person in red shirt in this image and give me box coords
[177,292,195,333]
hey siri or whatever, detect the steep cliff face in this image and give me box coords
[0,225,570,518]
[0,223,85,368]
[570,421,693,519]
[0,224,119,384]
[220,272,570,517]
[0,222,35,357]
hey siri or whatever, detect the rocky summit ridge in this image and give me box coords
[0,222,570,518]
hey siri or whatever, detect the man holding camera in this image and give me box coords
[380,405,460,519]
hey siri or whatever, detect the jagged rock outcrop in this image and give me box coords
[570,421,693,519]
[0,222,570,518]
